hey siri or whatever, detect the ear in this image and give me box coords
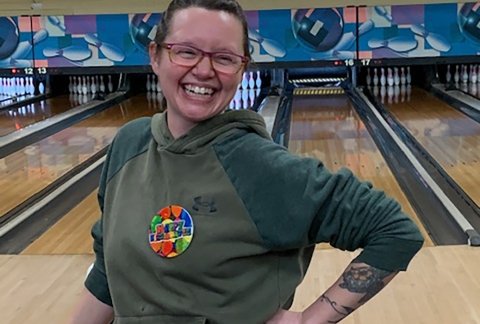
[149,41,161,75]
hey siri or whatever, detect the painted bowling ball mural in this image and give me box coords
[129,13,163,53]
[291,8,343,52]
[0,17,19,60]
[458,3,480,44]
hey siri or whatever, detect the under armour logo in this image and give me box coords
[192,196,217,213]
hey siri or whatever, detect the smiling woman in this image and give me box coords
[69,1,424,324]
[148,5,249,138]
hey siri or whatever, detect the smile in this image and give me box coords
[184,84,215,96]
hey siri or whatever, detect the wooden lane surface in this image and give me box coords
[0,94,161,218]
[289,94,433,246]
[0,94,91,137]
[382,86,480,207]
[21,190,98,255]
[0,254,94,324]
[1,246,478,323]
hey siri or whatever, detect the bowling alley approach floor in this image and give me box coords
[1,246,479,323]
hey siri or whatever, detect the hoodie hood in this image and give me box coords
[151,109,271,154]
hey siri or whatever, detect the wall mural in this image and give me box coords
[0,2,479,70]
[358,2,480,59]
[32,14,147,67]
[0,17,34,69]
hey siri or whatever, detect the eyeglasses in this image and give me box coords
[160,43,248,75]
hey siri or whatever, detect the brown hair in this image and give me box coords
[154,0,251,61]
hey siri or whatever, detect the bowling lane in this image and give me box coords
[289,93,433,246]
[381,86,480,207]
[0,94,161,218]
[22,190,98,255]
[0,94,93,137]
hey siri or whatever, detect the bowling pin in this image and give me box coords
[108,75,113,93]
[445,65,451,84]
[400,67,406,85]
[91,76,97,95]
[470,65,477,84]
[366,69,371,86]
[76,76,81,94]
[380,68,386,86]
[82,76,88,95]
[146,74,151,92]
[248,71,255,89]
[373,68,379,86]
[255,71,262,89]
[28,77,34,95]
[406,67,411,84]
[152,75,157,92]
[454,65,460,84]
[241,72,248,90]
[393,67,400,86]
[99,75,106,93]
[387,68,394,86]
[462,65,468,84]
[39,81,45,94]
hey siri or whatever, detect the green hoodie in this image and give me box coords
[86,110,424,324]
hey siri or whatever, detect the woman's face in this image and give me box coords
[150,7,245,135]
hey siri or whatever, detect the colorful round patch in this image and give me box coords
[148,205,194,258]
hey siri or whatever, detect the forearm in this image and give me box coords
[302,260,397,324]
[69,288,114,324]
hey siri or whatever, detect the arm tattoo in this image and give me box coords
[339,262,392,304]
[320,293,355,322]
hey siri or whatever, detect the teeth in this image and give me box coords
[185,84,214,95]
